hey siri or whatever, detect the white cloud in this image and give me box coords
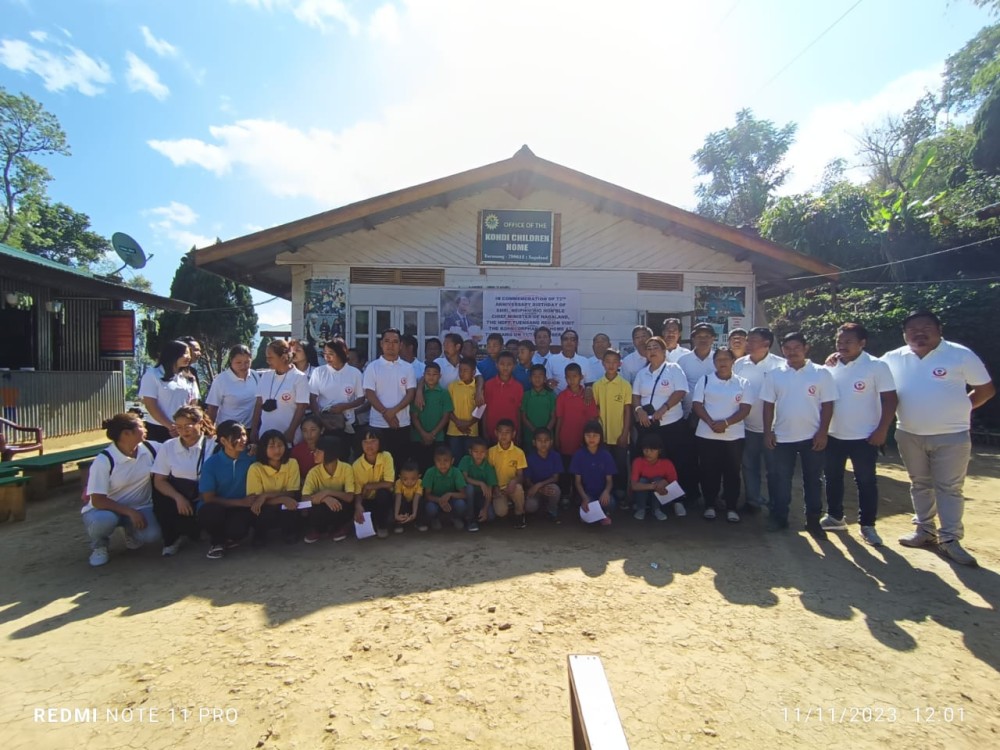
[367,3,400,43]
[144,201,215,250]
[125,51,170,100]
[147,136,231,175]
[148,201,199,227]
[28,30,47,42]
[140,25,178,58]
[233,0,360,35]
[0,37,112,95]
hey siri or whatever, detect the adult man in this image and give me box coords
[532,326,553,365]
[661,318,692,363]
[760,332,836,537]
[545,329,592,393]
[821,323,897,546]
[620,325,652,385]
[586,333,612,384]
[442,295,478,336]
[400,334,426,382]
[179,335,204,392]
[363,328,417,465]
[727,328,748,359]
[679,323,718,417]
[734,327,784,513]
[881,311,994,566]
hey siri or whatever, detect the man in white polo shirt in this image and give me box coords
[661,318,692,364]
[620,325,652,385]
[734,327,785,513]
[881,310,994,566]
[532,326,553,366]
[545,329,592,393]
[760,332,836,537]
[821,323,897,546]
[679,323,719,417]
[363,328,417,467]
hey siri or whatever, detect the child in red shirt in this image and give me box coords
[483,351,524,442]
[630,433,683,521]
[555,363,599,500]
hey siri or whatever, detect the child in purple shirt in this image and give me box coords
[525,427,563,521]
[570,420,617,525]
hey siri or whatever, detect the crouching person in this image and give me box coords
[302,435,356,543]
[197,420,261,559]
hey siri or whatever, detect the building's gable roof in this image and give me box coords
[194,146,838,298]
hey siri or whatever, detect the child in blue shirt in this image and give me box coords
[569,420,617,525]
[525,427,563,521]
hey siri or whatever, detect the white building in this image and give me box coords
[194,147,837,360]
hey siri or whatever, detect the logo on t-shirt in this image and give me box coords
[807,385,817,396]
[280,392,293,402]
[932,368,948,378]
[735,394,742,402]
[853,381,866,392]
[345,386,354,395]
[400,377,409,387]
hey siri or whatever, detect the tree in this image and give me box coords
[692,108,797,227]
[147,251,258,388]
[971,80,1000,174]
[15,198,111,266]
[856,93,938,191]
[0,87,69,244]
[942,23,1000,112]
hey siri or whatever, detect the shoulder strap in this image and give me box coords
[647,364,666,405]
[143,440,157,458]
[100,449,115,473]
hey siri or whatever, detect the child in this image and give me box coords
[461,339,479,360]
[393,460,424,533]
[513,340,535,390]
[410,361,452,472]
[302,435,356,543]
[352,429,395,538]
[483,351,524,442]
[630,434,682,521]
[246,429,302,544]
[477,333,504,382]
[591,349,632,500]
[447,357,479,460]
[291,415,324,480]
[488,419,529,529]
[570,421,617,525]
[421,445,469,531]
[555,363,599,500]
[458,437,498,532]
[524,427,563,522]
[198,420,257,559]
[521,364,556,445]
[505,338,521,355]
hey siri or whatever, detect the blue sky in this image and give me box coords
[1,0,995,328]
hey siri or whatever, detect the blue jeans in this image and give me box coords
[742,430,777,508]
[425,497,469,522]
[81,506,161,551]
[448,435,469,462]
[824,437,879,526]
[632,477,666,513]
[771,440,825,523]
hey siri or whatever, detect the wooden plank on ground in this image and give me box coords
[568,654,630,750]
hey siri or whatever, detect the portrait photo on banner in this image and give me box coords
[439,289,484,342]
[304,277,348,345]
[693,285,747,339]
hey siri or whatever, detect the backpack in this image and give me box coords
[100,440,158,473]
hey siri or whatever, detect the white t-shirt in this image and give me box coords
[827,351,896,440]
[363,357,416,429]
[206,368,259,426]
[759,362,837,443]
[692,373,753,441]
[632,361,688,425]
[881,339,991,436]
[83,441,160,513]
[257,368,310,436]
[620,350,647,385]
[152,435,217,480]
[433,356,480,388]
[666,346,692,364]
[545,352,591,393]
[585,355,608,385]
[138,367,198,427]
[406,358,426,382]
[309,363,364,425]
[531,351,549,366]
[734,353,786,433]
[679,350,717,416]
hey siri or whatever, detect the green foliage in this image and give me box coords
[15,198,111,266]
[0,87,69,244]
[971,80,1000,174]
[147,253,259,387]
[943,23,1000,112]
[692,108,797,227]
[251,337,273,370]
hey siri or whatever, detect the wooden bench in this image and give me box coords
[0,473,31,522]
[567,655,630,749]
[6,444,106,501]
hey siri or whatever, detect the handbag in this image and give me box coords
[319,408,347,432]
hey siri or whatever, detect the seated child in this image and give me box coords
[458,437,497,532]
[421,445,469,531]
[487,419,529,529]
[302,435,356,542]
[569,420,617,526]
[630,434,682,521]
[524,427,563,521]
[393,460,424,533]
[246,429,302,544]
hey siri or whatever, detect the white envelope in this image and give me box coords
[354,511,377,539]
[282,500,313,511]
[471,404,487,419]
[654,481,685,505]
[579,503,607,523]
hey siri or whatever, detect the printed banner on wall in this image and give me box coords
[693,286,746,338]
[440,289,580,341]
[303,278,347,345]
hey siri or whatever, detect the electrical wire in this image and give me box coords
[183,295,281,313]
[847,275,1000,285]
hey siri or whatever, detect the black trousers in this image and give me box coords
[197,503,279,545]
[696,437,745,511]
[638,419,699,500]
[152,481,202,546]
[375,426,416,469]
[308,501,355,533]
[361,488,394,531]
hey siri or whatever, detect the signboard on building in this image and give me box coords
[303,277,347,345]
[440,289,580,341]
[693,285,747,338]
[477,210,559,266]
[99,310,136,359]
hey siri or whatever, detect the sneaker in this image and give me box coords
[673,502,687,517]
[417,524,429,532]
[765,516,789,532]
[860,526,883,546]
[394,526,405,534]
[820,514,848,531]
[89,547,109,567]
[452,518,465,531]
[703,508,717,520]
[162,539,182,557]
[898,528,937,548]
[514,514,527,529]
[653,508,668,521]
[599,517,612,526]
[376,528,389,539]
[468,520,480,532]
[303,531,322,544]
[430,518,443,531]
[332,529,348,542]
[124,533,143,550]
[939,540,978,567]
[633,507,647,521]
[206,545,224,560]
[727,510,740,523]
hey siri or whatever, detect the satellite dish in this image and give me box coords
[111,232,150,272]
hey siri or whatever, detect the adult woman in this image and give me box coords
[691,348,752,522]
[291,339,320,379]
[81,413,162,567]
[310,338,365,453]
[197,420,257,559]
[139,340,199,442]
[249,339,309,446]
[151,405,217,556]
[206,345,259,426]
[352,429,395,539]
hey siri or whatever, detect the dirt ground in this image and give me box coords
[1,448,999,750]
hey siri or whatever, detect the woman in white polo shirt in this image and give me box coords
[152,405,217,557]
[249,339,310,446]
[206,345,259,427]
[139,340,199,442]
[82,413,162,567]
[692,348,752,522]
[310,338,366,454]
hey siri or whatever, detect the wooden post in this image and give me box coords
[567,654,630,750]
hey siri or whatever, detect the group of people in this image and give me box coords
[83,309,993,569]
